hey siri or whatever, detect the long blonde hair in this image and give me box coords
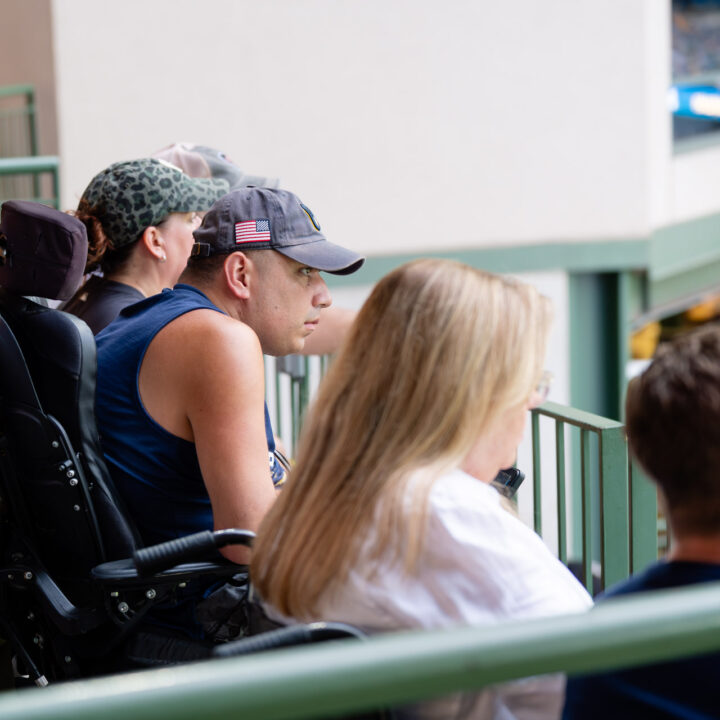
[251,259,552,619]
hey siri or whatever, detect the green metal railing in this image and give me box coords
[0,156,60,208]
[0,84,38,159]
[270,354,328,454]
[527,402,658,594]
[0,84,59,208]
[1,581,719,719]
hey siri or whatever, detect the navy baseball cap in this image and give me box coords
[191,187,364,276]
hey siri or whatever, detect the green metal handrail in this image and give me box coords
[0,156,60,208]
[528,402,658,593]
[532,402,658,589]
[0,84,37,158]
[1,581,719,719]
[0,85,41,201]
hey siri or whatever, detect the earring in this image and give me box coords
[160,255,167,263]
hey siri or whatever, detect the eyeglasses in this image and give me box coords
[528,370,553,408]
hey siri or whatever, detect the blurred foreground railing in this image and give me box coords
[1,581,719,719]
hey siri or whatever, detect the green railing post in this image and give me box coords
[599,425,630,587]
[580,428,594,592]
[555,420,567,564]
[25,86,40,198]
[274,362,284,445]
[531,411,542,534]
[51,164,60,209]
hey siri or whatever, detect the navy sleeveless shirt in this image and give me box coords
[95,284,283,547]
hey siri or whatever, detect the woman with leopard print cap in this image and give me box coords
[62,158,228,334]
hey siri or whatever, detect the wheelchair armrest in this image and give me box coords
[90,529,254,586]
[133,529,254,577]
[91,557,245,587]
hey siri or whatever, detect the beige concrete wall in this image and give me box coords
[49,0,672,256]
[0,0,58,155]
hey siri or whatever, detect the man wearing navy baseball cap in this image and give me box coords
[94,187,364,638]
[154,142,358,356]
[190,187,363,275]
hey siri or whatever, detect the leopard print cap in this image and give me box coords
[80,158,228,248]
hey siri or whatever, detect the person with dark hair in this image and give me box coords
[61,159,228,333]
[563,324,720,719]
[94,186,363,638]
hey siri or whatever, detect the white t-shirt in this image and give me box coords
[265,468,593,719]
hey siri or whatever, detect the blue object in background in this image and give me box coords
[669,84,720,119]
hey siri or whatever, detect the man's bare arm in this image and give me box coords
[141,310,276,565]
[300,305,357,356]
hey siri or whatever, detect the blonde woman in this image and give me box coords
[252,259,592,719]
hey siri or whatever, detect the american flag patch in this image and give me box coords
[235,219,271,244]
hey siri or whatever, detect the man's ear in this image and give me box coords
[224,252,251,299]
[140,225,166,262]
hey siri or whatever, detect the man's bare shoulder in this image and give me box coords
[155,308,262,362]
[142,307,264,402]
[139,308,264,442]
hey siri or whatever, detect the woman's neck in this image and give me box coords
[105,270,160,298]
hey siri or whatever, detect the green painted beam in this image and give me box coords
[649,255,720,312]
[650,212,720,282]
[323,209,720,316]
[325,240,648,288]
[0,156,59,175]
[568,273,622,420]
[0,84,34,99]
[3,583,720,720]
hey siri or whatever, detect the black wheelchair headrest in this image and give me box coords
[0,200,88,301]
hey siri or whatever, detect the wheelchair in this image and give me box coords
[0,200,394,720]
[0,199,267,683]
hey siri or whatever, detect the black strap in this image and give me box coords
[124,631,212,666]
[190,243,212,257]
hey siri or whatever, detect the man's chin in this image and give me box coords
[278,339,306,358]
